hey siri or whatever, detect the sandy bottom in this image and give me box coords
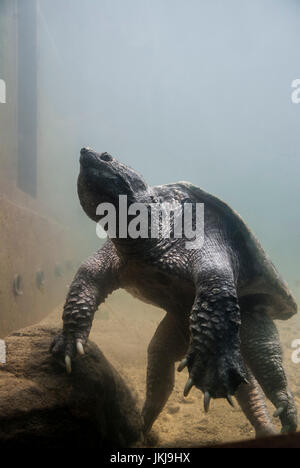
[42,289,300,447]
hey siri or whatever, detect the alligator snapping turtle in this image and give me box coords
[51,147,298,437]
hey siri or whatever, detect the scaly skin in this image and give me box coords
[50,147,297,437]
[186,282,246,398]
[235,368,276,437]
[239,308,297,433]
[51,243,121,369]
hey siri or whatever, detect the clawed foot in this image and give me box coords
[50,331,86,374]
[272,391,298,433]
[177,351,247,412]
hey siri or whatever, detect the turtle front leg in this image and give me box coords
[50,242,120,372]
[240,307,297,433]
[179,252,247,408]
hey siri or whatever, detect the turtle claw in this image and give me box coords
[273,406,285,418]
[177,358,188,372]
[184,377,194,397]
[76,340,85,355]
[226,394,235,408]
[65,355,72,374]
[204,391,211,412]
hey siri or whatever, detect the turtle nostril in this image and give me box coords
[100,152,113,162]
[80,147,91,155]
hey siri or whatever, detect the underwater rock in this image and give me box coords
[0,325,142,448]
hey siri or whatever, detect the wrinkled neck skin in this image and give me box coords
[108,187,172,259]
[111,226,180,260]
[112,234,160,260]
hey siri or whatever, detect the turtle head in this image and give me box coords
[78,147,148,222]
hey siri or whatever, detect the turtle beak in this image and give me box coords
[80,148,113,168]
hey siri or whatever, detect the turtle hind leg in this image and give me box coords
[235,365,276,438]
[142,312,188,434]
[240,307,297,434]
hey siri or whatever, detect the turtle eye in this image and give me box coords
[100,153,113,162]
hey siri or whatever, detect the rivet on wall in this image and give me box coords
[65,260,74,271]
[54,264,63,277]
[13,274,23,296]
[36,270,45,289]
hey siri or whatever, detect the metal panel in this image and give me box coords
[17,0,37,197]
